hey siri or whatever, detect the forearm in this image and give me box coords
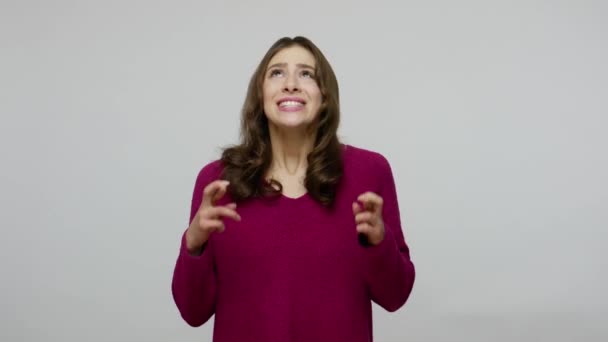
[171,230,217,326]
[364,225,416,312]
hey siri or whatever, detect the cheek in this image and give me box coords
[262,84,271,100]
[262,85,275,108]
[304,83,322,103]
[311,87,323,107]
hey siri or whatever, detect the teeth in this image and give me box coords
[279,101,304,107]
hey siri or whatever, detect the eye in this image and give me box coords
[301,70,315,78]
[269,69,283,77]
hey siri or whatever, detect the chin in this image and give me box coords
[270,119,313,131]
[270,114,311,127]
[279,122,309,130]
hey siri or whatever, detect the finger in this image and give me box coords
[211,182,231,204]
[202,180,230,208]
[357,192,382,209]
[352,201,362,215]
[206,206,241,222]
[357,192,384,213]
[355,211,375,225]
[200,218,226,233]
[356,222,372,234]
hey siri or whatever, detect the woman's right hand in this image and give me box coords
[185,180,241,255]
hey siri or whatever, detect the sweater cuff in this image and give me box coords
[363,224,399,263]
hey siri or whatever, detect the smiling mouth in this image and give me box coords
[278,100,305,109]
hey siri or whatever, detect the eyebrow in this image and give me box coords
[266,63,315,71]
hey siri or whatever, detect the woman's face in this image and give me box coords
[262,45,322,132]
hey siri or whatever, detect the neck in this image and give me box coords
[267,124,315,176]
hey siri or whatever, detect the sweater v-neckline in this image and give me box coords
[279,191,309,202]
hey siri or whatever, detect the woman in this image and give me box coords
[171,36,415,341]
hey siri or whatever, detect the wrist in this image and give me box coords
[185,227,208,255]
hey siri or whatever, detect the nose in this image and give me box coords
[283,73,300,93]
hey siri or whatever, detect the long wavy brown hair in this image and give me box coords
[220,36,343,207]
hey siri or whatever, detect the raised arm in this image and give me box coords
[362,154,416,312]
[171,162,239,326]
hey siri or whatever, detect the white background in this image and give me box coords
[1,0,607,341]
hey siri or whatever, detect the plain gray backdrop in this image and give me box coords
[1,0,607,341]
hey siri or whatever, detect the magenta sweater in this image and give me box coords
[171,144,415,341]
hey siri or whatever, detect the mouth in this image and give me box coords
[277,97,306,110]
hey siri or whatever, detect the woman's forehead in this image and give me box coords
[268,46,316,68]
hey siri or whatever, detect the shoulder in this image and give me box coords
[342,146,405,241]
[194,159,225,186]
[342,143,392,175]
[340,143,395,195]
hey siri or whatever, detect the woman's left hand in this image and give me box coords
[353,192,385,246]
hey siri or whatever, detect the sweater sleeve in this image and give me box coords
[171,163,221,327]
[363,154,416,312]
